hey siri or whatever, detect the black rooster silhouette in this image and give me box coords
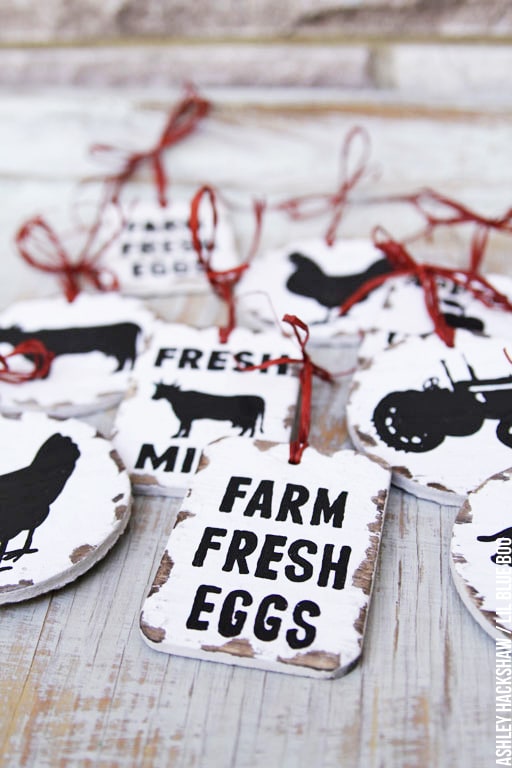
[0,433,80,572]
[285,252,392,322]
[477,527,512,566]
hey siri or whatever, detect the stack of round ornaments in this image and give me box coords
[0,292,156,603]
[345,271,512,640]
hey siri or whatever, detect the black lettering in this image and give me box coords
[260,353,289,375]
[151,261,166,275]
[286,601,320,649]
[192,527,227,567]
[181,447,196,473]
[222,530,258,574]
[186,584,221,630]
[155,348,177,367]
[317,544,352,590]
[244,479,274,519]
[285,539,317,582]
[219,476,253,512]
[275,483,309,524]
[310,489,347,528]
[132,263,143,276]
[207,350,229,371]
[218,589,252,637]
[141,242,155,253]
[254,534,287,580]
[122,242,132,255]
[233,350,254,370]
[254,594,287,641]
[179,348,203,369]
[135,443,178,471]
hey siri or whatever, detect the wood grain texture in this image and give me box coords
[0,86,506,766]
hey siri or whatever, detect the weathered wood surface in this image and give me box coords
[0,86,509,767]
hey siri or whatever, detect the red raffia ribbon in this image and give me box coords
[275,126,371,246]
[238,314,333,465]
[189,184,265,343]
[91,84,210,207]
[0,340,54,383]
[15,213,120,303]
[338,226,512,347]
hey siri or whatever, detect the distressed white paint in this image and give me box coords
[0,293,154,416]
[101,199,239,296]
[347,331,512,504]
[112,322,300,495]
[451,466,512,640]
[140,437,390,678]
[237,237,390,345]
[0,411,131,604]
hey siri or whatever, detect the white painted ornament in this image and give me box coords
[0,412,131,604]
[112,322,300,496]
[347,331,512,504]
[358,272,512,360]
[101,200,238,296]
[0,293,154,416]
[236,238,392,345]
[451,466,512,639]
[140,437,391,678]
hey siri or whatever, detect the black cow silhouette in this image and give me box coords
[285,252,392,321]
[152,382,265,438]
[0,322,142,373]
[477,527,512,565]
[0,433,80,571]
[373,359,512,453]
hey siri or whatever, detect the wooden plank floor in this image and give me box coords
[0,86,510,767]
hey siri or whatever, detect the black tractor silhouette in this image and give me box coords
[372,358,512,453]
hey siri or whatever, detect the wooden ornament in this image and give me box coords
[112,323,300,496]
[451,466,512,639]
[237,238,391,344]
[0,411,131,604]
[347,331,512,504]
[101,200,238,296]
[140,437,391,678]
[0,293,154,416]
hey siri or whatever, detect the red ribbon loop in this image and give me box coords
[275,126,371,246]
[0,340,54,384]
[189,185,263,343]
[338,226,512,347]
[91,84,210,207]
[15,215,120,302]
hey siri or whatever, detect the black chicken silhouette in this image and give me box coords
[477,527,512,566]
[286,251,392,321]
[0,433,80,572]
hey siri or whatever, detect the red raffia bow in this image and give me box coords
[238,314,333,465]
[189,184,265,343]
[15,214,120,303]
[91,84,210,207]
[338,226,512,347]
[275,126,371,246]
[0,340,54,383]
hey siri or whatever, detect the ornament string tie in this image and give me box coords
[91,84,210,207]
[15,214,120,302]
[236,314,334,465]
[338,226,512,347]
[275,126,371,246]
[0,340,54,384]
[189,185,265,343]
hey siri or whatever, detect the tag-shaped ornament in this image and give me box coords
[347,331,512,504]
[0,411,131,604]
[140,437,390,678]
[101,199,238,297]
[112,323,300,496]
[359,272,512,360]
[0,293,154,416]
[237,238,392,345]
[451,466,512,639]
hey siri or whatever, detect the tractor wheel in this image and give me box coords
[372,392,445,453]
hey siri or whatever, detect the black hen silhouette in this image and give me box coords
[477,527,512,566]
[285,252,392,321]
[0,433,80,571]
